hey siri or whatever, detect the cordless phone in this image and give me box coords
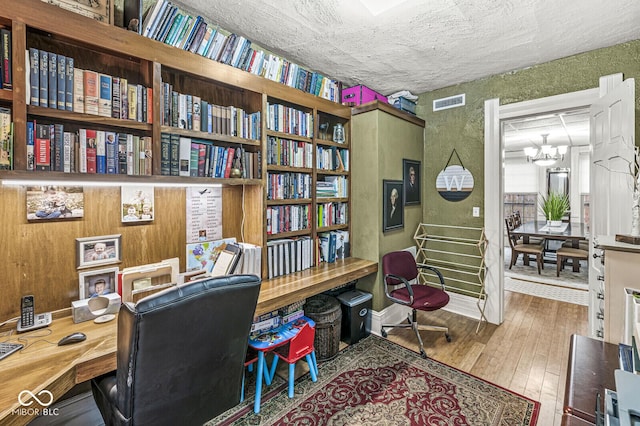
[16,295,52,333]
[20,295,34,328]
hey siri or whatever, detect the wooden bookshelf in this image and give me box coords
[0,0,356,319]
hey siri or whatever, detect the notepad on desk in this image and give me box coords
[210,243,242,277]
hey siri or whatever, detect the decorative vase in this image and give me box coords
[550,220,562,227]
[332,123,345,143]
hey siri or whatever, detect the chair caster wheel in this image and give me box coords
[381,329,387,338]
[420,350,427,359]
[445,333,451,342]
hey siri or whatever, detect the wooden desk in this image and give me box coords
[0,257,377,425]
[562,334,618,425]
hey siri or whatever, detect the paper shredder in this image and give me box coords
[336,290,372,344]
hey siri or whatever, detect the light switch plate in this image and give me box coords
[472,207,480,217]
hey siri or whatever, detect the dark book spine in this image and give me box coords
[117,132,128,174]
[1,29,11,89]
[65,56,73,111]
[29,48,39,106]
[169,133,179,176]
[48,52,57,109]
[160,132,171,175]
[53,123,64,171]
[39,50,48,107]
[56,55,66,110]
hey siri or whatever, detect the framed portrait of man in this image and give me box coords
[403,159,421,205]
[383,180,404,232]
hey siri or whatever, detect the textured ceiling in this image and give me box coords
[181,0,640,96]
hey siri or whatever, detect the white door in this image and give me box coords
[588,77,635,339]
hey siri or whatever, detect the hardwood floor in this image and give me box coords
[384,289,589,426]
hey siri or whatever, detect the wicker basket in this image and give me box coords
[304,295,342,360]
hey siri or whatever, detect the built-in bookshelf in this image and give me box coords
[0,0,352,283]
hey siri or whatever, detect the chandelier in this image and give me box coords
[524,134,567,167]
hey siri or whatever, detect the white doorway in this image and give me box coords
[501,109,590,303]
[483,88,600,326]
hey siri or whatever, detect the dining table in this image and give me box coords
[511,221,588,272]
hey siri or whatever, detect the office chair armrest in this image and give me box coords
[417,264,446,291]
[384,273,414,306]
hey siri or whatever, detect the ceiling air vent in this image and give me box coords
[433,94,465,111]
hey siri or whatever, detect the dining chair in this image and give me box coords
[556,247,589,276]
[505,218,544,274]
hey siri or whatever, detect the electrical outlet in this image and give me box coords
[472,207,480,217]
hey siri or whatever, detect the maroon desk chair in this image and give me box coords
[381,251,451,358]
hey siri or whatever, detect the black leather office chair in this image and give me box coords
[381,251,451,358]
[91,274,261,426]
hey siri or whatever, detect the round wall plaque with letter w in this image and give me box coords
[436,165,474,202]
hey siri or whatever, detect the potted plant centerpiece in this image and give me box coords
[539,191,570,227]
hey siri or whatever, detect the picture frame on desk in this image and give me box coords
[79,266,119,300]
[76,234,121,269]
[403,159,421,205]
[383,179,404,232]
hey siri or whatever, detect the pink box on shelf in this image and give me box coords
[341,85,388,106]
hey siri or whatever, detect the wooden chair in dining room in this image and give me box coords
[556,246,589,276]
[505,218,544,274]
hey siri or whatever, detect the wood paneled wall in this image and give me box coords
[0,184,260,320]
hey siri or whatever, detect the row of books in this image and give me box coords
[317,202,348,228]
[251,301,306,337]
[316,146,349,172]
[318,230,350,264]
[0,107,12,170]
[266,103,314,138]
[266,137,313,168]
[266,172,312,201]
[1,29,11,90]
[27,48,152,123]
[266,237,313,279]
[266,204,311,235]
[141,0,341,102]
[161,83,260,140]
[316,176,348,198]
[27,122,152,175]
[161,134,259,179]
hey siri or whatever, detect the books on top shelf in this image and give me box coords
[26,48,151,123]
[140,0,341,102]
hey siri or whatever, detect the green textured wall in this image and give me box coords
[352,109,424,311]
[416,40,640,227]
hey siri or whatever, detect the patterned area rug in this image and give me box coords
[210,335,540,425]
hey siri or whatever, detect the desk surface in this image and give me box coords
[563,334,618,425]
[0,257,377,425]
[512,221,587,240]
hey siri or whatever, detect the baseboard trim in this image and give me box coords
[371,292,484,336]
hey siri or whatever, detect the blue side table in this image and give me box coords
[248,316,316,413]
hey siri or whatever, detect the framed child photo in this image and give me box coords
[121,186,154,223]
[383,180,404,232]
[403,159,421,205]
[78,267,119,300]
[76,234,121,269]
